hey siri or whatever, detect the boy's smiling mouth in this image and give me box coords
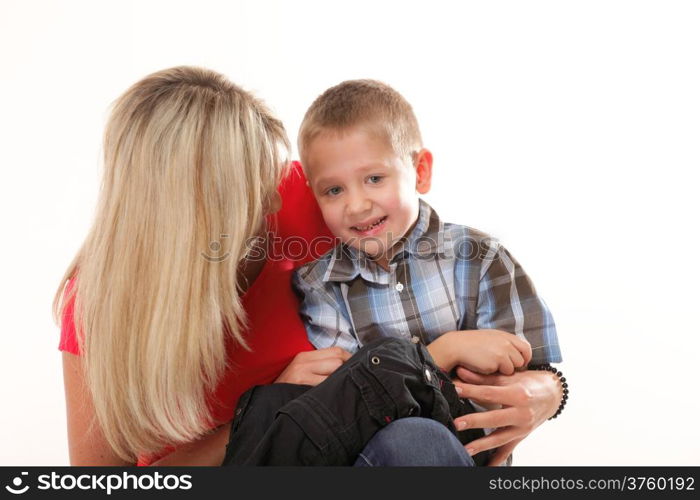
[350,216,388,234]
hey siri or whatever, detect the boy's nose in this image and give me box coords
[346,193,372,216]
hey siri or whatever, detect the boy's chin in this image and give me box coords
[347,242,386,260]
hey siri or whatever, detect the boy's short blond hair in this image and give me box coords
[298,79,423,166]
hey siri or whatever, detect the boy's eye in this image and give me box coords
[325,186,342,196]
[367,175,383,184]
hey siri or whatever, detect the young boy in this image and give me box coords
[293,79,561,382]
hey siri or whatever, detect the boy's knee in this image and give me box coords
[367,417,475,466]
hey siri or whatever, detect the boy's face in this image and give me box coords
[304,127,431,268]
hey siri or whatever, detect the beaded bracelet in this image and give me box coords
[530,363,568,419]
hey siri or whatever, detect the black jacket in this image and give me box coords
[222,337,488,466]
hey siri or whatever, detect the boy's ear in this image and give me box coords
[414,149,433,195]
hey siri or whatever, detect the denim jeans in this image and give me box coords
[354,417,475,467]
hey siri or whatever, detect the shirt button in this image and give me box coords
[395,282,404,292]
[410,335,420,344]
[424,368,432,382]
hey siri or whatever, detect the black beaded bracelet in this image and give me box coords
[530,363,568,420]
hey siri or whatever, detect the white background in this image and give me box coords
[1,0,698,465]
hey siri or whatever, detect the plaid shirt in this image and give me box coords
[293,199,562,366]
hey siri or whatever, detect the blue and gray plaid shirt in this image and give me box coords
[293,199,562,366]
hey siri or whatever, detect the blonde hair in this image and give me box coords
[53,66,289,461]
[298,79,422,165]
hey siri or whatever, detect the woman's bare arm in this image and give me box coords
[149,423,231,466]
[64,350,231,466]
[62,352,134,466]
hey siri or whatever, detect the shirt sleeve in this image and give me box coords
[475,241,562,365]
[292,269,360,353]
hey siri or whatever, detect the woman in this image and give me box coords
[56,66,562,466]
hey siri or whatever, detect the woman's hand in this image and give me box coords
[452,367,562,466]
[274,347,352,386]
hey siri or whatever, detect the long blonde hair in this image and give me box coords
[53,66,289,461]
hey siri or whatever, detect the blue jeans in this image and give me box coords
[354,417,475,466]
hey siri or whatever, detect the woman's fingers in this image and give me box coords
[453,381,521,407]
[293,373,329,386]
[451,368,559,463]
[274,347,351,385]
[455,367,502,386]
[463,426,523,456]
[454,406,519,431]
[309,357,345,376]
[307,346,352,361]
[307,347,350,376]
[276,366,329,386]
[487,439,521,466]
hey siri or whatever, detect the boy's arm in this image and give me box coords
[431,238,563,465]
[473,241,562,366]
[292,269,360,354]
[428,329,531,374]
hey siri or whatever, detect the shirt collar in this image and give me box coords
[323,199,446,284]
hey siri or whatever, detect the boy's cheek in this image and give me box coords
[317,205,339,228]
[326,217,345,236]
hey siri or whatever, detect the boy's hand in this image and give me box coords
[450,330,532,375]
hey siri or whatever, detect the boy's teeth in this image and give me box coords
[354,217,385,231]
